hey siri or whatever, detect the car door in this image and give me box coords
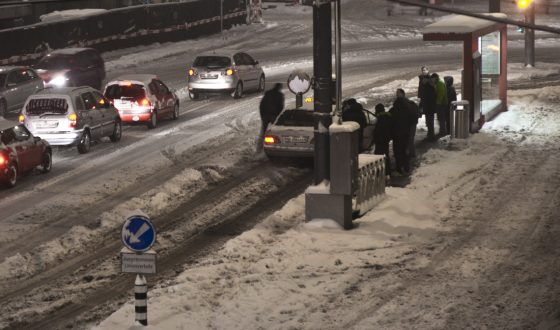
[92,91,115,137]
[13,124,42,169]
[233,53,249,84]
[154,80,173,115]
[80,91,104,139]
[4,70,26,111]
[148,80,164,116]
[241,53,260,90]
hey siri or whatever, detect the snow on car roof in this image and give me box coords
[48,48,94,55]
[108,74,158,85]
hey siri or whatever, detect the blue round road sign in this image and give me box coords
[121,215,156,252]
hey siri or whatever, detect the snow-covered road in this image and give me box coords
[1,0,560,329]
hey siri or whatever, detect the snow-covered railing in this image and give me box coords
[353,154,385,216]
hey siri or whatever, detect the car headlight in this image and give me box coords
[49,75,69,87]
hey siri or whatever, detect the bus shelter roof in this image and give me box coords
[423,13,507,40]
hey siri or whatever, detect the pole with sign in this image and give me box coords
[121,212,157,326]
[287,70,312,108]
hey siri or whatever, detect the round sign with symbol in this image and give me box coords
[121,215,156,253]
[287,70,312,95]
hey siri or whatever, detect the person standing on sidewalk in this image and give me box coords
[390,89,417,176]
[432,72,448,136]
[418,66,437,140]
[373,103,393,176]
[444,76,457,136]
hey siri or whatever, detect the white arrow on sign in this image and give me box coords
[130,223,150,243]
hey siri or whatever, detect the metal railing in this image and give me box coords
[353,154,386,215]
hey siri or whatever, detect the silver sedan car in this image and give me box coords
[187,52,265,100]
[263,107,376,159]
[0,67,44,117]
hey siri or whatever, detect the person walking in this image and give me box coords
[257,83,284,151]
[341,98,367,153]
[373,103,393,176]
[418,66,436,140]
[389,89,417,176]
[432,72,448,136]
[444,76,457,136]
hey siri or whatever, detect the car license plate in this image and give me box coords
[283,136,308,144]
[35,120,58,129]
[201,74,218,79]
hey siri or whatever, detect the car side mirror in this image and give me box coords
[34,136,41,142]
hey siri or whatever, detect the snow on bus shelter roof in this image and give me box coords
[422,13,507,39]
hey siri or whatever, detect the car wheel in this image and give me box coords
[232,81,243,99]
[147,111,157,129]
[77,130,91,154]
[188,91,199,100]
[0,99,6,118]
[257,75,265,93]
[4,163,17,188]
[38,151,52,173]
[110,120,122,142]
[172,103,179,120]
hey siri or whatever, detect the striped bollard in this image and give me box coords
[135,274,148,326]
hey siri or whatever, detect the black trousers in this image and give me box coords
[374,142,391,174]
[393,134,410,173]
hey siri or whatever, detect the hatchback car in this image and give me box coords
[187,52,265,100]
[0,120,51,187]
[35,48,106,90]
[263,107,376,159]
[104,74,179,129]
[19,86,121,154]
[0,66,44,117]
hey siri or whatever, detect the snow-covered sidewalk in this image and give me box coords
[93,62,560,330]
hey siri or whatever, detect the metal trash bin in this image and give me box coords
[451,100,470,139]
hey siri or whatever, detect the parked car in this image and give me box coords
[263,106,376,159]
[19,86,121,154]
[0,66,44,117]
[35,48,106,90]
[103,74,179,129]
[187,52,265,100]
[0,120,52,187]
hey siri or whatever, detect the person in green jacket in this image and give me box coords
[431,73,448,136]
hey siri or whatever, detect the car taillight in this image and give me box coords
[226,68,234,76]
[0,153,7,167]
[188,68,196,76]
[264,135,279,145]
[18,114,25,124]
[68,113,78,128]
[137,98,151,107]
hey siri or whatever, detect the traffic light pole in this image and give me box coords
[312,3,332,184]
[525,3,535,67]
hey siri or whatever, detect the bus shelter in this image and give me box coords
[422,13,508,131]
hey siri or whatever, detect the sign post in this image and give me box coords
[287,70,312,109]
[121,213,157,326]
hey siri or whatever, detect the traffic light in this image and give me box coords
[517,0,533,9]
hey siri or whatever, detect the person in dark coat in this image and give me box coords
[373,103,392,175]
[258,83,284,151]
[444,76,457,136]
[418,66,437,140]
[390,89,417,175]
[341,98,367,152]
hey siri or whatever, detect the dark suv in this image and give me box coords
[35,48,105,90]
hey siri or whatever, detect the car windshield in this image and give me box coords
[37,54,76,70]
[105,84,146,100]
[26,98,69,115]
[193,56,231,69]
[0,73,6,87]
[275,109,315,127]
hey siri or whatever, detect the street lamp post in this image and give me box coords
[312,2,333,184]
[517,0,535,67]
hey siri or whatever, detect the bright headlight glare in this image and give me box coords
[50,75,68,87]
